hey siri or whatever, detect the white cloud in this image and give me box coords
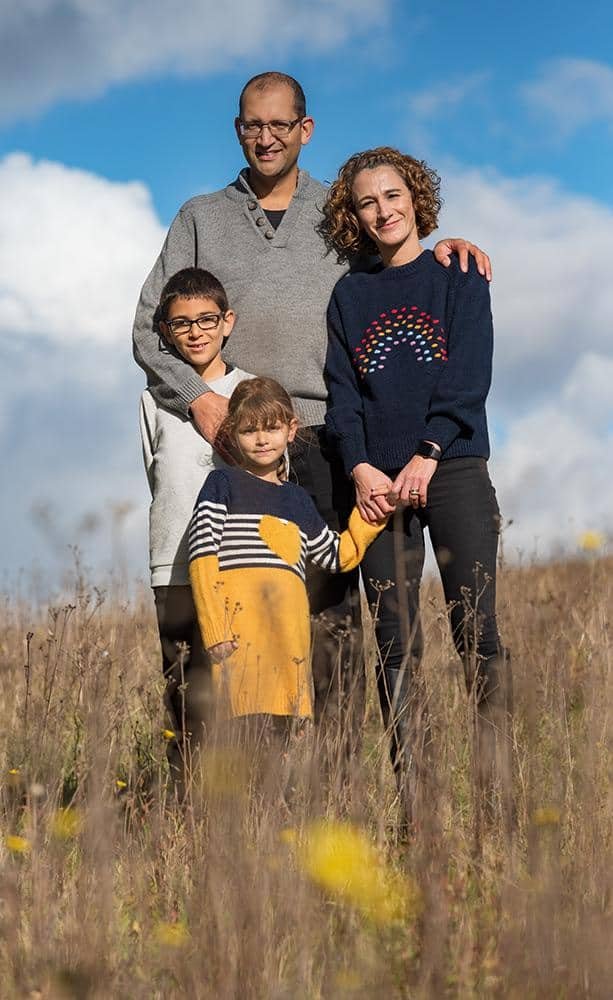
[409,73,489,119]
[0,153,164,349]
[521,58,613,137]
[0,0,390,122]
[0,153,161,586]
[490,366,612,559]
[434,167,613,414]
[404,73,489,156]
[427,165,613,556]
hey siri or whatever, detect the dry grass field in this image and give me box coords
[0,550,611,998]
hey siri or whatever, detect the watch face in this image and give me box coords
[418,442,441,459]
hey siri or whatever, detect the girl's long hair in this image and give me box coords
[220,377,297,480]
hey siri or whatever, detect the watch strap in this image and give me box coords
[416,440,442,460]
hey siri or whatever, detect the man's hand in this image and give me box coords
[189,391,229,444]
[433,238,492,281]
[352,462,397,524]
[207,639,238,662]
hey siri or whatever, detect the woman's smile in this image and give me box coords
[352,164,421,266]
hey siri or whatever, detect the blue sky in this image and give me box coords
[2,2,612,216]
[1,0,611,591]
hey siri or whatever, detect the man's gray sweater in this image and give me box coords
[133,170,348,427]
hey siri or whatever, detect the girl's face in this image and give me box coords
[351,165,419,264]
[236,417,298,481]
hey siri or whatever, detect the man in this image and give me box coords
[133,71,490,752]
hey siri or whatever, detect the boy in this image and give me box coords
[139,267,253,789]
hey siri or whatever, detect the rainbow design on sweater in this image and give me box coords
[353,304,448,378]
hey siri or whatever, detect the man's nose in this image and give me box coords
[257,124,275,143]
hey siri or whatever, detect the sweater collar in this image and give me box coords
[373,249,433,279]
[226,167,312,202]
[224,169,313,248]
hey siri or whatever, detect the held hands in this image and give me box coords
[433,238,492,282]
[207,639,238,662]
[376,455,438,510]
[352,462,397,524]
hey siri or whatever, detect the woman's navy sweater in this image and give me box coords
[324,250,493,475]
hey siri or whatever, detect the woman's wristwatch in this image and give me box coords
[416,440,442,460]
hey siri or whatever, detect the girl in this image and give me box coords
[188,377,386,722]
[319,147,512,826]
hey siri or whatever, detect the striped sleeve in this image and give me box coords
[305,503,386,574]
[188,471,233,648]
[188,480,228,563]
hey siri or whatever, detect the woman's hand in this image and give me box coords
[207,639,238,662]
[352,463,396,524]
[391,456,439,509]
[433,238,492,281]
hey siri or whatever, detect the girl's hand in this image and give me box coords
[207,639,238,662]
[391,456,438,509]
[352,463,397,524]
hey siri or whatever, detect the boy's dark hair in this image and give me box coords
[238,72,306,118]
[157,268,229,327]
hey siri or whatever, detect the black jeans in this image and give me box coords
[361,458,509,779]
[154,585,212,782]
[289,426,364,750]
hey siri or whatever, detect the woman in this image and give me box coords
[320,147,512,828]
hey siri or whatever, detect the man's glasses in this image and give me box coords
[166,314,226,336]
[237,118,302,139]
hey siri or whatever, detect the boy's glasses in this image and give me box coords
[237,118,302,139]
[166,313,226,336]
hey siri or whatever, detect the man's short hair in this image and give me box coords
[238,72,307,118]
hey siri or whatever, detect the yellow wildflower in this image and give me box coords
[51,807,82,840]
[5,834,30,854]
[298,820,421,926]
[7,768,21,789]
[154,921,189,948]
[533,806,561,827]
[579,531,605,552]
[162,729,176,741]
[115,779,127,790]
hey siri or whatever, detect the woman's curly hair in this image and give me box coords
[318,147,442,263]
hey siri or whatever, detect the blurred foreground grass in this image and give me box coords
[0,553,611,998]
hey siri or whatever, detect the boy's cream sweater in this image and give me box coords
[140,365,252,587]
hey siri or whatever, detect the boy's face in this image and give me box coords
[161,295,234,376]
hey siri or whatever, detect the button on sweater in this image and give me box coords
[324,251,493,476]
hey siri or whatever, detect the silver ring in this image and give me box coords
[409,489,420,496]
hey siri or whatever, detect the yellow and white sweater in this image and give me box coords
[188,467,383,719]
